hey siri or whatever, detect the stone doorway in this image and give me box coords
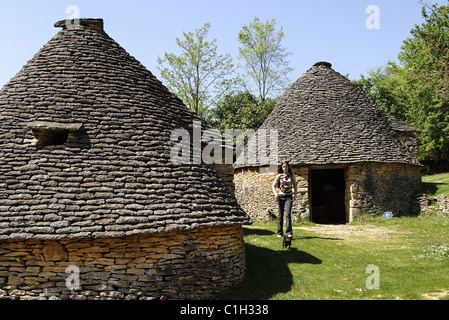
[310,169,346,224]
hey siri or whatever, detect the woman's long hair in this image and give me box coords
[277,161,293,177]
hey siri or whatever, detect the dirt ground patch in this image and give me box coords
[422,290,449,300]
[295,224,406,243]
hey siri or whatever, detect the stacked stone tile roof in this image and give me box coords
[0,18,250,240]
[234,61,421,168]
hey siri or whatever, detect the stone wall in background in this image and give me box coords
[349,162,422,218]
[435,194,449,215]
[419,193,449,216]
[234,162,422,222]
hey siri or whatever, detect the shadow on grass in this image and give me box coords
[243,224,343,240]
[422,181,449,197]
[296,235,342,241]
[243,227,276,236]
[219,228,322,300]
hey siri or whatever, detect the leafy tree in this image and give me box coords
[210,92,276,163]
[211,91,276,133]
[157,23,239,122]
[353,64,410,121]
[397,1,449,160]
[353,1,449,161]
[399,1,449,102]
[238,17,293,101]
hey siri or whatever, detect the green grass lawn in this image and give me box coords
[422,172,449,196]
[219,215,449,300]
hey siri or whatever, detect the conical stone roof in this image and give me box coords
[0,18,250,240]
[234,62,421,168]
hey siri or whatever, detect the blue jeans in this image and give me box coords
[277,194,293,236]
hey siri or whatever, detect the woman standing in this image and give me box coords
[272,161,298,238]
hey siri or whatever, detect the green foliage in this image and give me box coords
[400,1,449,102]
[353,65,410,121]
[353,1,449,161]
[238,17,294,101]
[211,91,276,133]
[156,18,290,128]
[398,1,449,160]
[157,23,239,123]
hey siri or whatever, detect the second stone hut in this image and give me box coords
[234,62,422,224]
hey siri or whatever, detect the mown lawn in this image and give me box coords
[219,215,449,300]
[422,172,449,196]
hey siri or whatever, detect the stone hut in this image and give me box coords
[0,18,250,300]
[234,62,422,224]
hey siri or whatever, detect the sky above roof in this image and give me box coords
[0,0,426,90]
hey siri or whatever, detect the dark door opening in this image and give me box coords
[310,169,346,224]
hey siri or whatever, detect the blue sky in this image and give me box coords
[0,0,426,89]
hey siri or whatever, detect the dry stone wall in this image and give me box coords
[234,162,421,222]
[234,167,309,221]
[435,194,449,215]
[356,162,422,216]
[0,225,245,300]
[415,193,449,216]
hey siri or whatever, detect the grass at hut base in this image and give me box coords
[219,215,449,300]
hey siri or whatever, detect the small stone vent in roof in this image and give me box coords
[313,61,332,68]
[54,18,104,30]
[27,121,84,148]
